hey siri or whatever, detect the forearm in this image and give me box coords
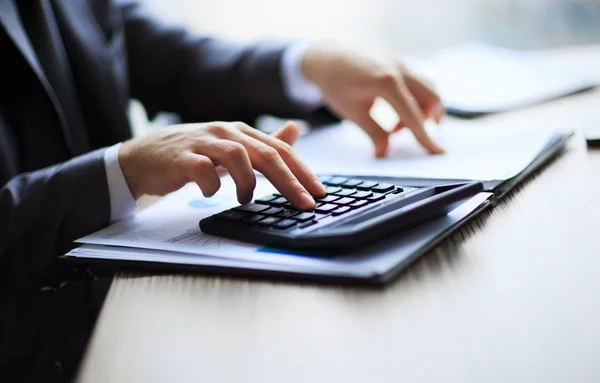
[120,2,339,125]
[0,149,110,288]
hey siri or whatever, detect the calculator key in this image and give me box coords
[254,195,278,205]
[233,203,270,213]
[352,191,373,199]
[215,210,250,221]
[283,202,294,209]
[341,179,363,188]
[261,207,284,215]
[299,220,318,229]
[367,193,386,202]
[350,200,369,209]
[318,175,333,183]
[371,183,395,193]
[356,181,379,191]
[334,189,357,197]
[323,176,348,186]
[332,206,352,216]
[333,197,356,205]
[242,214,266,225]
[325,186,342,194]
[314,213,332,220]
[276,209,299,219]
[315,204,338,213]
[294,212,316,222]
[316,195,340,203]
[268,197,288,207]
[272,219,297,230]
[256,216,281,227]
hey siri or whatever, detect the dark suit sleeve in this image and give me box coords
[0,149,110,289]
[119,2,338,126]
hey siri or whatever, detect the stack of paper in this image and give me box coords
[405,42,597,116]
[64,176,492,282]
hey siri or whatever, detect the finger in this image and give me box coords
[272,121,301,146]
[404,73,445,121]
[229,132,316,210]
[236,123,326,198]
[182,152,221,197]
[350,112,390,158]
[380,74,444,154]
[195,139,256,204]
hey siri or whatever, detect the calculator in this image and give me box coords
[199,176,484,252]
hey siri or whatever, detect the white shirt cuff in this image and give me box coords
[281,42,324,110]
[104,143,137,222]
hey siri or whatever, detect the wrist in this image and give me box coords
[118,140,142,200]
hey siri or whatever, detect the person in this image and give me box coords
[0,0,444,289]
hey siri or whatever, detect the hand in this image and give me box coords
[302,43,445,157]
[118,121,326,209]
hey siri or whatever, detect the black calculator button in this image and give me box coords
[294,212,315,222]
[316,195,340,203]
[272,219,297,230]
[325,186,342,194]
[215,210,250,221]
[323,176,348,186]
[356,181,378,191]
[255,195,278,205]
[334,197,356,205]
[371,183,395,193]
[367,193,386,202]
[268,197,288,207]
[256,216,280,227]
[299,220,318,229]
[341,179,363,188]
[332,206,352,216]
[233,203,270,213]
[261,207,284,215]
[315,204,338,213]
[334,189,357,197]
[353,191,373,199]
[276,209,299,219]
[350,200,369,209]
[242,214,266,225]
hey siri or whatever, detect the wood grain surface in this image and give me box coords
[76,46,600,383]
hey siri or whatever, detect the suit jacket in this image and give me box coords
[0,0,336,289]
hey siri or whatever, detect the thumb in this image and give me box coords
[272,121,300,146]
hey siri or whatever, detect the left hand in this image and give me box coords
[302,43,445,158]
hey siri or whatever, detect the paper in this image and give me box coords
[68,181,493,279]
[292,113,557,181]
[406,42,597,114]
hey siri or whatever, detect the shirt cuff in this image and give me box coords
[104,143,137,222]
[281,42,324,110]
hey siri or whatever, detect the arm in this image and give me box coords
[0,149,110,289]
[119,2,337,126]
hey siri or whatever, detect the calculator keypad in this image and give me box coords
[214,177,408,231]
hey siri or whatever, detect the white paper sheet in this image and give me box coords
[292,114,557,181]
[405,42,597,114]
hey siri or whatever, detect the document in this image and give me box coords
[292,114,558,181]
[405,42,597,115]
[68,174,493,278]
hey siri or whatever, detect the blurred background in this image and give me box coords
[142,0,600,55]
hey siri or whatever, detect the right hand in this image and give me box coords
[118,121,326,210]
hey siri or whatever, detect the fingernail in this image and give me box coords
[299,191,315,209]
[314,180,327,196]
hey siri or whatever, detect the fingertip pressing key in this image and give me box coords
[298,191,316,210]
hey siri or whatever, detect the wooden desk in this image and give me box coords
[77,46,600,383]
